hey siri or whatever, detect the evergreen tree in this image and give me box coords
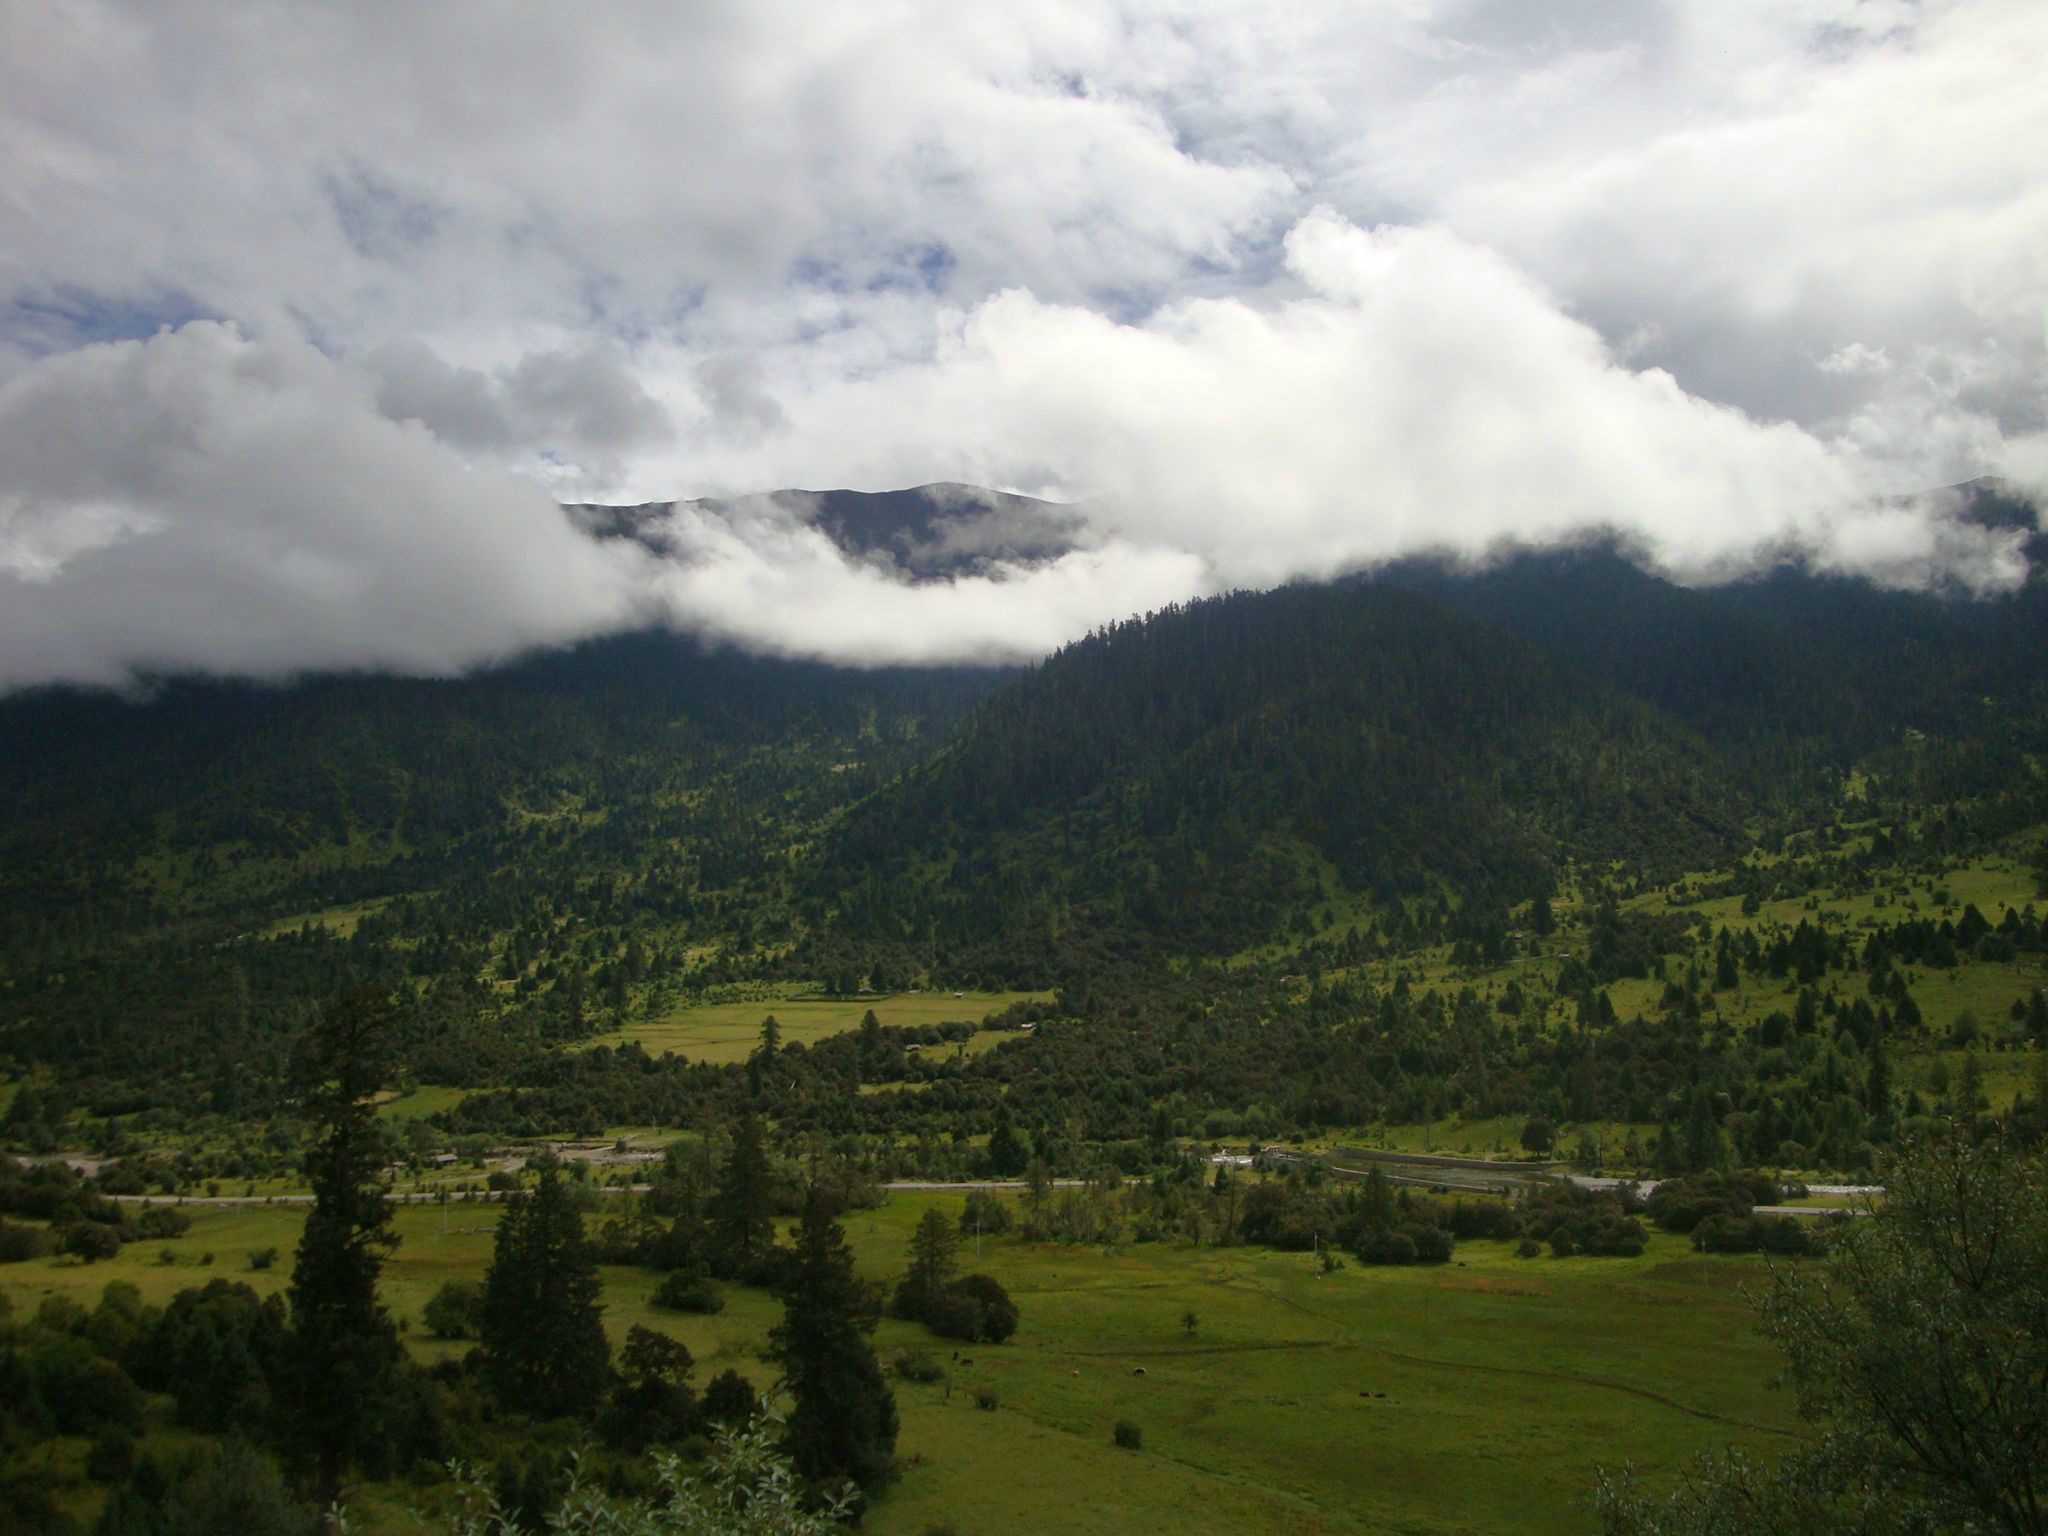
[1864,1040,1894,1128]
[986,1106,1027,1177]
[281,985,415,1507]
[748,1017,783,1099]
[710,1113,776,1280]
[479,1163,613,1420]
[1360,1164,1395,1231]
[770,1186,898,1497]
[889,1206,958,1320]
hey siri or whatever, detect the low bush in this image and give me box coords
[701,1369,759,1426]
[61,1222,123,1263]
[891,1349,946,1384]
[422,1280,484,1340]
[0,1219,49,1263]
[1692,1212,1829,1257]
[132,1207,190,1241]
[652,1271,724,1314]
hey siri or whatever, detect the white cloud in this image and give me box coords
[647,212,2028,594]
[0,324,655,688]
[365,338,672,483]
[0,1,2042,685]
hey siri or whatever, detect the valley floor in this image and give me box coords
[2,1190,1795,1535]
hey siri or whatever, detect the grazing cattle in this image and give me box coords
[1132,1366,1147,1377]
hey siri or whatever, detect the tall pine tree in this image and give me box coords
[283,985,423,1507]
[771,1186,898,1497]
[479,1162,613,1420]
[710,1113,776,1280]
[889,1206,959,1321]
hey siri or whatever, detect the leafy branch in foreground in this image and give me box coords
[1594,1131,2048,1536]
[436,1413,855,1536]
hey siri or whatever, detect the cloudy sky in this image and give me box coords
[2,0,2044,685]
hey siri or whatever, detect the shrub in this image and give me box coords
[1446,1201,1523,1241]
[973,1387,998,1411]
[132,1207,190,1241]
[1515,1237,1543,1259]
[1113,1419,1142,1449]
[891,1349,945,1384]
[1646,1172,1775,1234]
[137,1279,286,1432]
[1353,1229,1418,1266]
[247,1247,278,1271]
[944,1274,1020,1343]
[958,1191,1012,1236]
[87,1424,138,1482]
[652,1271,724,1314]
[1408,1226,1455,1264]
[29,1337,145,1433]
[61,1222,123,1263]
[422,1279,484,1340]
[1693,1213,1828,1258]
[0,1220,49,1263]
[701,1369,759,1426]
[924,1289,982,1340]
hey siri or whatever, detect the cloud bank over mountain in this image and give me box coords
[2,1,2043,684]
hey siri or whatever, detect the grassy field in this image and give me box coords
[583,988,1051,1063]
[374,1085,473,1120]
[1,1188,1795,1536]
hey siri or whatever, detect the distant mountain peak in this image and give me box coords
[565,482,1088,580]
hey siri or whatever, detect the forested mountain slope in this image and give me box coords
[0,636,999,1106]
[801,532,2048,982]
[4,499,2046,1114]
[800,581,1751,979]
[1379,538,2048,755]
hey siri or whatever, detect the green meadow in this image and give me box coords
[1,1189,1793,1536]
[582,989,1051,1062]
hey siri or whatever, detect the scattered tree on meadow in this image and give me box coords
[601,1325,699,1453]
[710,1114,777,1280]
[281,985,428,1507]
[423,1279,484,1340]
[770,1185,898,1497]
[889,1207,958,1321]
[959,1189,1012,1239]
[479,1161,613,1420]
